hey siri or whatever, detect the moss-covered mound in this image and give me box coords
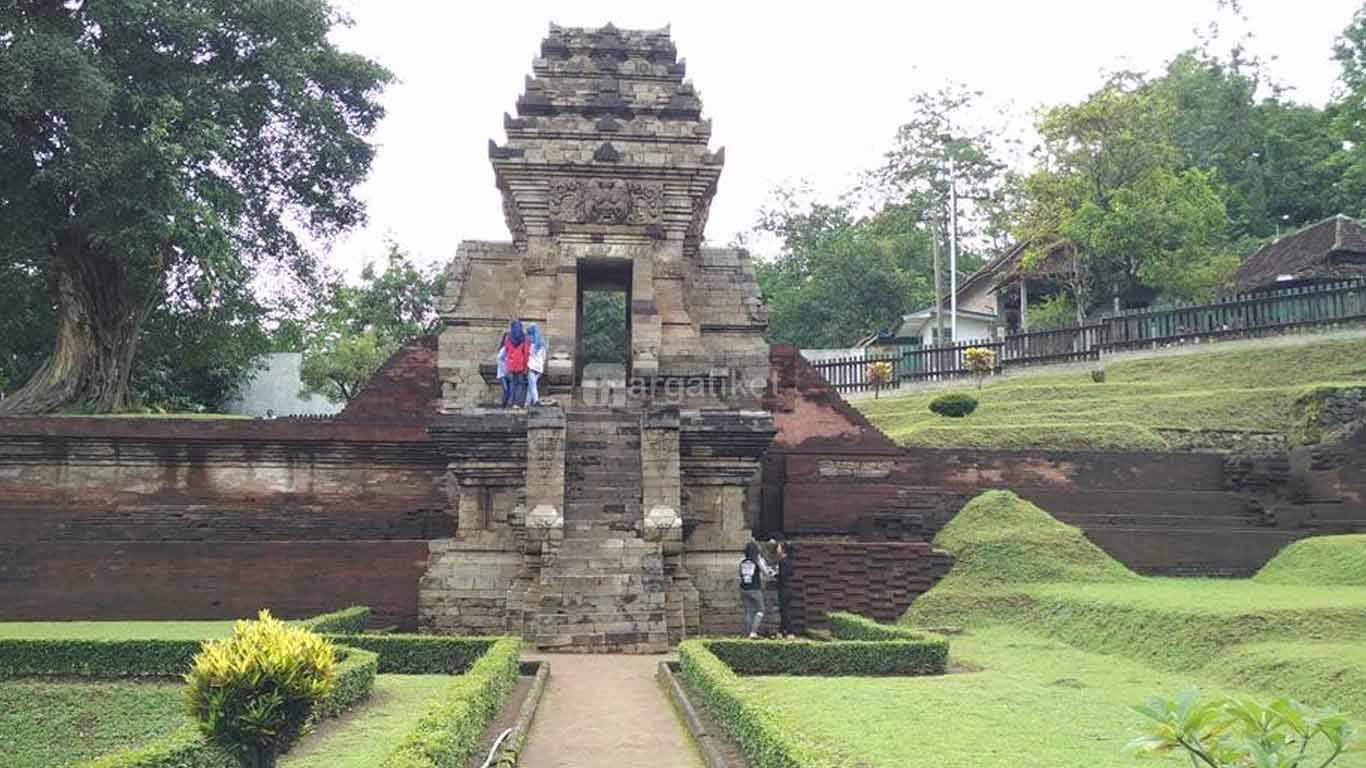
[907,490,1136,627]
[932,490,1136,587]
[1254,534,1366,586]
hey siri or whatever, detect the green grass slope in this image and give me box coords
[1207,641,1366,716]
[1255,534,1366,586]
[909,492,1366,675]
[907,490,1137,627]
[858,336,1366,451]
[751,627,1366,768]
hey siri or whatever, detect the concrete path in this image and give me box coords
[519,653,704,768]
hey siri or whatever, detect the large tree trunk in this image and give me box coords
[0,238,150,415]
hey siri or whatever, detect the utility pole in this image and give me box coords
[932,224,944,344]
[948,150,959,344]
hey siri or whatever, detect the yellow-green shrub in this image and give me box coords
[184,611,336,768]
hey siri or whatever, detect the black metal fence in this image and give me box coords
[810,279,1366,391]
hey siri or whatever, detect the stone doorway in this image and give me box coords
[575,260,632,387]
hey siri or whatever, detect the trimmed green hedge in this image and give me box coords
[299,606,372,634]
[0,639,200,678]
[703,637,948,676]
[383,637,523,768]
[828,611,941,642]
[321,634,496,674]
[315,646,379,719]
[678,641,841,768]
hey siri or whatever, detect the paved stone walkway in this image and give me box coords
[519,653,704,768]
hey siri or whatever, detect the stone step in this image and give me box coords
[532,607,668,625]
[539,594,665,611]
[533,631,669,653]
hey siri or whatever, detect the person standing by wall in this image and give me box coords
[503,320,530,408]
[525,323,546,407]
[738,541,766,639]
[775,541,797,639]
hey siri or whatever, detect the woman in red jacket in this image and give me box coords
[503,319,530,408]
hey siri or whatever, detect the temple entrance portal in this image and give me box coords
[574,260,632,386]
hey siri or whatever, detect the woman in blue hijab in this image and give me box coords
[503,319,530,407]
[525,323,547,407]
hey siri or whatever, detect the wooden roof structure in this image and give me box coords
[1231,214,1366,294]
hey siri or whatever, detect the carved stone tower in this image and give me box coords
[423,24,775,651]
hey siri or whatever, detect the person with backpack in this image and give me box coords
[503,319,530,408]
[525,323,546,407]
[738,541,775,639]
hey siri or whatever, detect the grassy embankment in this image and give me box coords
[744,492,1366,767]
[857,336,1366,451]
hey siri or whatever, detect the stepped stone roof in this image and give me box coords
[488,23,723,253]
[1231,214,1366,294]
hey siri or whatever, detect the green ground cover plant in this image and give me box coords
[1207,642,1366,718]
[280,676,452,768]
[1254,534,1366,586]
[746,627,1366,768]
[857,336,1366,451]
[1,678,188,768]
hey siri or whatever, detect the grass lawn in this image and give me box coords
[748,626,1366,768]
[0,678,188,768]
[0,620,236,641]
[857,336,1366,451]
[280,675,453,768]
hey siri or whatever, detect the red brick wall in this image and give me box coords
[0,416,447,628]
[1,541,428,628]
[763,345,1366,576]
[339,335,442,423]
[788,540,954,629]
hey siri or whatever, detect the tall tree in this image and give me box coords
[296,244,445,403]
[0,1,390,413]
[1014,73,1235,310]
[1329,2,1366,221]
[754,193,932,348]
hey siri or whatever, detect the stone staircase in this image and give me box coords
[531,408,671,653]
[563,409,642,537]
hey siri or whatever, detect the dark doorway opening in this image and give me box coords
[575,261,632,384]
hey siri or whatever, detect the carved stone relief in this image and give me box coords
[547,178,663,226]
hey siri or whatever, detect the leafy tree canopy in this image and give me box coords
[0,0,391,413]
[295,243,445,403]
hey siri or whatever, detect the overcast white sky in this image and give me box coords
[324,0,1363,278]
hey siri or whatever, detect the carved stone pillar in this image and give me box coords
[641,406,682,543]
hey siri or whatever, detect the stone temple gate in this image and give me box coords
[425,24,775,651]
